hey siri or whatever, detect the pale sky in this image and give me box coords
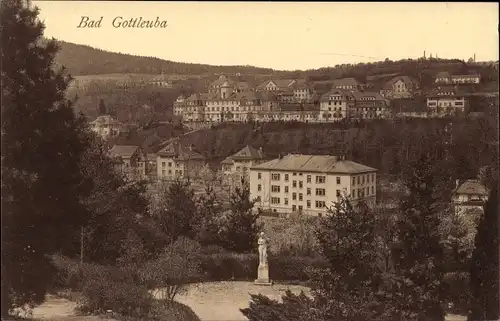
[34,1,499,71]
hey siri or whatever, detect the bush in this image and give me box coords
[443,272,471,315]
[200,252,327,282]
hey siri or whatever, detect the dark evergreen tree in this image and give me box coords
[153,179,198,246]
[98,98,106,115]
[193,184,223,246]
[218,177,261,253]
[1,0,90,314]
[391,152,446,321]
[468,184,499,321]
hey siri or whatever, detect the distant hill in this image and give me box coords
[50,39,277,76]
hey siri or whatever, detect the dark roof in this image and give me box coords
[157,139,205,161]
[109,145,139,158]
[391,99,427,114]
[383,76,419,90]
[453,179,489,196]
[221,145,265,164]
[251,154,377,174]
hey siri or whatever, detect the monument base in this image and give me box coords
[254,265,273,286]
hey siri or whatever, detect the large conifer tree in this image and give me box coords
[391,152,446,321]
[1,0,89,314]
[468,184,499,321]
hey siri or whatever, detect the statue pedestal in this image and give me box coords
[254,265,272,286]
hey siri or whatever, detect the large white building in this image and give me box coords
[249,154,378,216]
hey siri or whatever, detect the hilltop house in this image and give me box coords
[90,115,124,140]
[381,76,420,99]
[319,89,354,122]
[108,145,142,180]
[249,154,378,216]
[331,78,360,91]
[221,145,267,179]
[156,139,206,181]
[426,86,469,116]
[257,79,297,92]
[351,91,389,119]
[452,179,489,215]
[434,72,481,85]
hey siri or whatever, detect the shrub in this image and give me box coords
[443,272,470,315]
[200,252,327,282]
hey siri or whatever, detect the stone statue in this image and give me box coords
[258,232,268,267]
[254,231,272,286]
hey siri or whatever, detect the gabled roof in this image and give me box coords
[454,179,489,196]
[157,139,205,161]
[210,75,235,87]
[258,79,296,90]
[221,145,266,165]
[426,86,466,98]
[351,91,385,101]
[332,78,359,87]
[383,76,419,90]
[109,145,139,158]
[435,71,451,79]
[320,88,354,102]
[250,154,377,174]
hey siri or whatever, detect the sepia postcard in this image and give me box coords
[1,1,499,321]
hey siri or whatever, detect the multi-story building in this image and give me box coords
[331,78,360,91]
[173,95,187,118]
[156,139,206,181]
[319,89,354,122]
[108,145,142,180]
[249,154,378,216]
[452,179,489,215]
[292,84,313,102]
[434,72,481,85]
[221,145,267,179]
[426,86,469,116]
[351,91,389,119]
[90,115,124,140]
[183,93,207,121]
[257,79,297,92]
[381,76,420,99]
[208,75,251,95]
[205,91,265,123]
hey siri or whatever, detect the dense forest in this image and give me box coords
[50,40,276,76]
[176,117,499,185]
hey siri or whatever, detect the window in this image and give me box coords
[352,177,356,185]
[162,169,165,176]
[293,181,297,188]
[285,186,289,193]
[336,189,341,197]
[284,174,289,181]
[357,176,361,184]
[258,184,262,191]
[162,162,166,167]
[316,176,326,184]
[271,173,280,181]
[292,193,297,200]
[168,169,172,174]
[284,198,289,205]
[366,187,369,195]
[315,200,326,208]
[371,186,374,194]
[336,177,341,184]
[358,189,361,198]
[271,185,280,193]
[299,193,303,201]
[293,173,297,176]
[316,188,326,196]
[292,205,297,212]
[307,188,311,195]
[298,205,303,211]
[352,189,356,198]
[271,197,280,204]
[307,175,311,183]
[362,175,365,184]
[258,172,262,179]
[299,181,303,188]
[307,200,311,208]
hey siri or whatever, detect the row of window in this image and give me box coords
[161,169,183,176]
[161,161,181,168]
[352,173,376,186]
[353,186,375,198]
[267,185,329,197]
[267,173,327,184]
[269,197,327,209]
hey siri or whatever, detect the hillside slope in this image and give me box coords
[51,40,276,76]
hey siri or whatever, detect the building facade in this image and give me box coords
[319,89,354,122]
[221,145,267,179]
[426,87,469,117]
[249,154,378,216]
[381,76,420,99]
[156,139,206,181]
[452,179,489,215]
[108,145,142,180]
[90,115,124,140]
